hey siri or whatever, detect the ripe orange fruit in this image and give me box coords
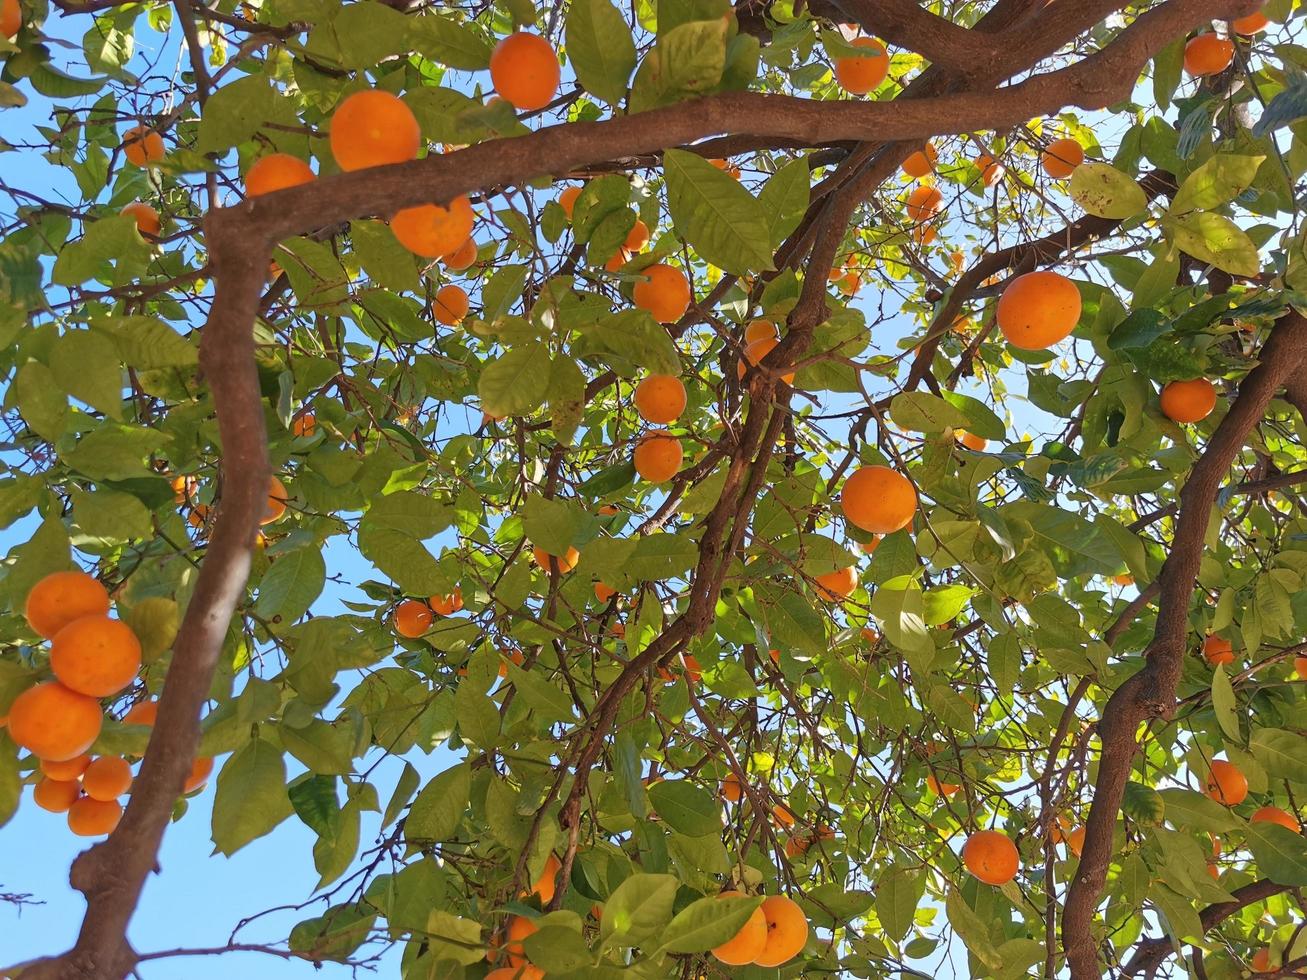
[594,582,617,603]
[391,196,476,258]
[1251,948,1272,973]
[559,185,582,220]
[67,796,122,836]
[754,894,808,967]
[1233,10,1269,34]
[34,777,81,813]
[8,682,103,761]
[632,263,691,323]
[1184,34,1234,76]
[50,615,142,698]
[634,375,687,424]
[657,654,701,685]
[443,236,478,272]
[902,142,937,178]
[120,201,160,236]
[738,335,796,385]
[25,570,110,639]
[744,319,778,344]
[486,968,544,980]
[329,90,421,171]
[532,545,579,574]
[184,756,214,793]
[1065,826,1087,857]
[963,829,1020,885]
[123,699,158,726]
[772,803,797,827]
[122,125,165,167]
[1,0,21,38]
[41,753,90,781]
[1205,759,1248,805]
[841,466,917,534]
[1296,656,1307,680]
[905,185,942,222]
[1113,573,1134,586]
[976,153,1003,187]
[244,153,314,197]
[263,476,289,525]
[1042,138,1084,178]
[722,772,743,802]
[956,430,986,451]
[430,588,463,616]
[82,756,133,801]
[912,223,937,245]
[1250,805,1299,831]
[1160,378,1217,423]
[624,219,650,252]
[837,269,861,296]
[292,413,316,438]
[394,600,433,638]
[435,284,470,325]
[490,32,560,110]
[925,774,959,797]
[524,853,561,904]
[502,915,537,966]
[634,431,683,483]
[1202,634,1234,666]
[710,891,767,965]
[814,566,857,601]
[834,37,888,95]
[996,270,1081,350]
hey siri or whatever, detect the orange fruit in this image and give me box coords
[50,615,142,698]
[657,654,700,685]
[1251,948,1272,973]
[2,0,21,38]
[263,476,289,525]
[814,566,857,601]
[244,153,314,197]
[1065,826,1087,857]
[435,284,470,325]
[594,582,617,603]
[559,185,582,220]
[710,891,767,965]
[1295,656,1307,680]
[391,197,475,259]
[976,153,1003,187]
[709,158,742,178]
[41,753,90,781]
[772,803,797,827]
[123,699,158,726]
[329,90,420,171]
[996,270,1081,350]
[25,570,110,639]
[443,236,478,271]
[905,185,942,222]
[963,829,1020,885]
[1160,378,1217,423]
[632,263,691,323]
[1184,34,1234,76]
[624,219,650,252]
[1042,138,1084,179]
[122,125,165,167]
[1205,759,1248,805]
[634,431,683,483]
[67,796,122,836]
[184,756,214,793]
[292,413,316,437]
[120,202,161,236]
[1202,634,1234,666]
[33,777,81,813]
[430,588,463,616]
[834,37,888,95]
[170,475,197,503]
[605,249,632,272]
[744,319,778,344]
[902,142,936,178]
[912,223,938,245]
[1113,573,1134,586]
[486,968,544,980]
[1233,10,1269,34]
[532,545,579,574]
[490,32,560,110]
[722,772,743,802]
[8,682,103,761]
[738,335,795,385]
[1250,805,1299,831]
[754,894,808,967]
[634,375,687,424]
[82,756,133,801]
[925,774,959,797]
[524,853,561,904]
[956,430,986,451]
[837,269,861,296]
[502,915,537,966]
[841,466,917,534]
[394,600,433,638]
[950,250,965,274]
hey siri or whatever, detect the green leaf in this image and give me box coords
[758,158,810,248]
[481,264,528,321]
[876,866,925,941]
[659,894,762,953]
[405,762,470,842]
[577,309,681,375]
[1211,664,1241,742]
[454,683,499,749]
[944,886,1003,971]
[211,738,293,856]
[383,762,420,829]
[350,220,419,292]
[478,341,552,418]
[1069,163,1150,219]
[663,148,774,274]
[889,391,970,433]
[196,75,295,153]
[600,873,678,946]
[1171,154,1265,214]
[357,491,453,595]
[0,737,19,829]
[1163,212,1262,276]
[326,2,411,69]
[629,18,727,111]
[941,391,1006,441]
[521,493,587,556]
[1157,788,1239,833]
[70,487,151,544]
[1005,501,1122,577]
[91,316,198,368]
[647,780,720,836]
[626,532,698,581]
[565,0,636,102]
[409,14,493,69]
[121,596,179,663]
[1123,781,1166,826]
[50,330,122,419]
[1245,823,1307,885]
[255,546,326,625]
[523,924,593,973]
[1250,728,1307,784]
[870,576,933,664]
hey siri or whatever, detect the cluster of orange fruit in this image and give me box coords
[709,892,809,967]
[1184,8,1268,77]
[1201,634,1307,680]
[1204,759,1301,832]
[393,588,465,638]
[175,473,290,536]
[8,571,212,836]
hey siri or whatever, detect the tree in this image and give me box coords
[2,0,1306,976]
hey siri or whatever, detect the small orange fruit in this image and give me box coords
[244,153,315,197]
[41,753,90,781]
[502,915,537,966]
[120,202,161,236]
[1250,805,1299,832]
[1160,378,1217,423]
[814,566,857,601]
[2,0,22,38]
[963,829,1020,885]
[430,588,463,616]
[841,466,917,534]
[263,476,289,525]
[905,185,943,222]
[1184,34,1234,76]
[443,236,478,272]
[834,37,888,95]
[634,431,683,483]
[394,600,433,638]
[754,894,808,967]
[772,803,797,827]
[532,545,580,574]
[1205,759,1248,805]
[489,32,560,111]
[925,774,960,797]
[8,682,103,762]
[594,582,617,603]
[391,197,476,259]
[976,153,1003,187]
[1251,948,1272,973]
[50,615,142,698]
[738,335,796,385]
[435,284,470,325]
[1232,10,1269,34]
[996,270,1081,350]
[1065,826,1087,857]
[24,570,110,640]
[33,777,81,813]
[523,853,561,904]
[292,413,316,437]
[123,699,158,726]
[122,125,165,167]
[722,771,743,802]
[329,90,421,171]
[1042,138,1084,179]
[710,891,767,965]
[1113,573,1134,586]
[744,319,778,344]
[1202,634,1234,666]
[184,756,214,793]
[956,430,986,451]
[624,219,650,252]
[559,185,582,220]
[632,264,691,323]
[67,796,122,836]
[902,141,937,178]
[1295,656,1307,680]
[81,756,133,801]
[634,375,687,424]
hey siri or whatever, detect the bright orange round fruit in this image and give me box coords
[722,771,743,802]
[490,32,560,111]
[1250,805,1299,832]
[963,829,1020,885]
[814,565,857,601]
[394,600,433,638]
[25,570,110,640]
[34,777,81,813]
[1202,634,1234,666]
[754,894,808,967]
[1184,34,1234,76]
[1233,10,1269,34]
[123,699,158,726]
[1042,138,1084,178]
[292,413,316,438]
[122,125,164,167]
[905,185,943,223]
[82,755,133,801]
[634,431,683,483]
[8,682,103,762]
[996,270,1081,350]
[744,319,778,344]
[2,0,22,38]
[957,430,987,451]
[443,236,478,272]
[559,185,582,220]
[633,263,691,323]
[1251,948,1272,973]
[841,466,917,534]
[329,90,421,171]
[710,891,767,965]
[41,753,90,781]
[67,796,122,836]
[834,37,888,95]
[977,153,1003,187]
[263,476,289,525]
[430,588,463,616]
[624,219,650,252]
[902,142,937,178]
[184,756,214,793]
[532,546,579,574]
[593,582,617,603]
[502,915,537,966]
[1160,378,1217,423]
[1205,759,1248,805]
[435,284,470,325]
[738,335,796,385]
[120,201,161,236]
[1296,656,1307,680]
[50,615,142,698]
[391,196,475,259]
[245,153,315,197]
[634,375,687,424]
